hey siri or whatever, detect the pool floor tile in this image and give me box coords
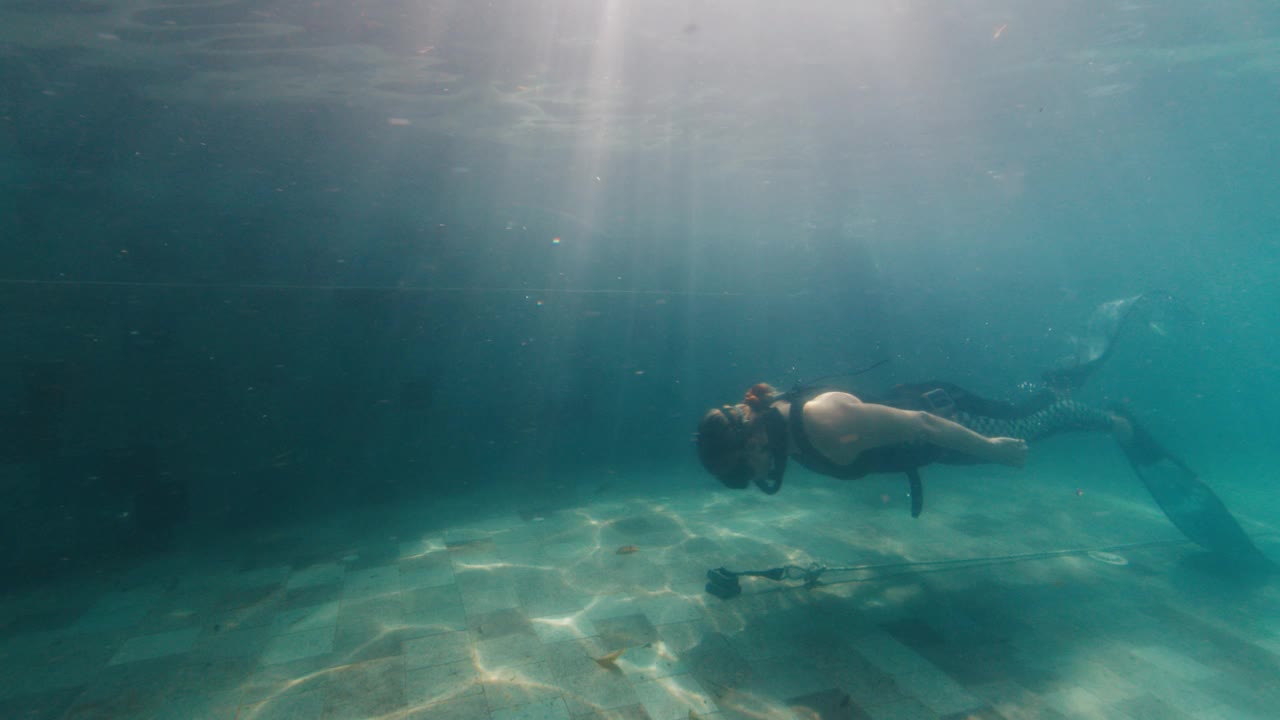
[261,626,335,665]
[405,630,472,669]
[3,475,1278,720]
[405,659,483,706]
[238,687,327,720]
[401,692,492,720]
[482,660,563,711]
[631,674,717,720]
[558,669,641,717]
[490,697,572,720]
[321,657,407,720]
[273,601,340,636]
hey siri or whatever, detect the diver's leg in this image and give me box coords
[952,400,1118,443]
[873,383,1121,443]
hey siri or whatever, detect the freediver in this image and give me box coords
[695,379,1130,508]
[694,292,1273,570]
[693,293,1178,504]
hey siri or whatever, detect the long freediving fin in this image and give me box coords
[1117,411,1274,572]
[1043,291,1183,392]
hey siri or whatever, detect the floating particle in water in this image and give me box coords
[388,117,411,126]
[993,23,1008,40]
[552,237,561,245]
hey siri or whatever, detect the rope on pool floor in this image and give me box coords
[705,536,1200,599]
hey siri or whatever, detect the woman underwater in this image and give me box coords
[695,379,1132,513]
[694,293,1273,572]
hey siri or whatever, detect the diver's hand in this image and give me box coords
[1110,414,1134,447]
[989,437,1029,468]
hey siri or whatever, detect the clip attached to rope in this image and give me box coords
[705,564,824,599]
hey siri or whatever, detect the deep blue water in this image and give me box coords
[1,1,1278,581]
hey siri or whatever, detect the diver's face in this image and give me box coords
[741,423,771,480]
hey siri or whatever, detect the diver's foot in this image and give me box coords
[990,437,1029,468]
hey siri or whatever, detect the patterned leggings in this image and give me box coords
[953,400,1114,441]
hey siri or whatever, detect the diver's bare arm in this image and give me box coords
[855,404,1028,468]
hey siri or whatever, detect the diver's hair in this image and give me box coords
[695,406,750,488]
[696,381,778,489]
[743,383,779,411]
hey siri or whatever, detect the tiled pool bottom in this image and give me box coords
[2,470,1278,720]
